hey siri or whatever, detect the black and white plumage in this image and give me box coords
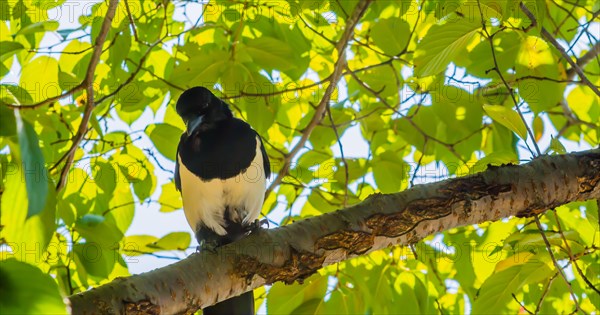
[174,86,270,315]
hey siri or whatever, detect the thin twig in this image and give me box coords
[266,0,373,195]
[567,40,600,80]
[519,2,600,96]
[124,250,182,260]
[478,2,584,311]
[55,0,120,191]
[325,103,349,206]
[511,293,534,314]
[3,84,85,110]
[534,215,585,314]
[124,0,139,42]
[477,1,541,156]
[535,273,558,313]
[551,209,600,295]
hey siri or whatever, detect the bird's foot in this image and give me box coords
[259,218,269,229]
[197,240,219,254]
[245,219,269,234]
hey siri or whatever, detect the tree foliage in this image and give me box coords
[0,0,598,314]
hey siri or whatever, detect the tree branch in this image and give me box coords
[566,40,600,80]
[53,0,120,191]
[265,0,372,195]
[519,2,600,96]
[68,149,600,314]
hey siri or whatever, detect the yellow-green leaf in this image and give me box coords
[15,21,59,36]
[414,14,481,77]
[145,123,183,161]
[0,259,67,314]
[483,105,528,140]
[15,113,48,218]
[550,136,567,154]
[149,232,191,251]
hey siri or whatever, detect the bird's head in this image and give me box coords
[175,86,233,136]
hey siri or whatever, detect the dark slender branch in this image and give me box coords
[2,84,85,110]
[478,1,541,156]
[55,0,120,191]
[266,0,373,195]
[511,293,534,314]
[551,209,600,295]
[94,40,160,105]
[124,0,140,42]
[519,2,600,96]
[535,273,557,313]
[325,103,349,206]
[567,40,600,80]
[534,215,584,314]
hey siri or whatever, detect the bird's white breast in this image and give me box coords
[178,136,266,235]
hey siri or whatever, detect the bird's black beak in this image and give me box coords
[186,116,203,136]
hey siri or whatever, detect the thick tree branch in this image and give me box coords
[68,149,600,314]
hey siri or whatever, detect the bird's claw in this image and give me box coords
[197,240,219,254]
[259,218,269,229]
[245,219,268,234]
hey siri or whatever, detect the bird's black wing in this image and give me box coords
[174,134,183,192]
[256,132,271,179]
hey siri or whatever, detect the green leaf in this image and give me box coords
[244,37,296,72]
[550,136,567,154]
[0,162,56,263]
[169,49,228,88]
[515,36,564,113]
[370,18,410,55]
[108,29,131,67]
[158,182,182,212]
[94,161,117,195]
[19,56,60,103]
[73,243,116,279]
[0,259,67,314]
[372,152,409,193]
[483,105,528,140]
[78,214,105,227]
[306,190,337,214]
[145,123,183,161]
[267,273,328,315]
[0,41,24,58]
[243,97,276,135]
[91,131,129,154]
[321,288,363,314]
[392,272,430,314]
[15,113,48,218]
[15,21,59,36]
[113,146,156,202]
[414,14,481,77]
[0,61,8,77]
[472,151,518,172]
[533,115,544,142]
[472,255,553,313]
[149,232,191,251]
[0,106,16,136]
[59,40,91,74]
[467,31,521,78]
[121,235,159,256]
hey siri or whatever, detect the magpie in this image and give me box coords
[174,86,270,315]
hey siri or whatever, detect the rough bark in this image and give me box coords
[68,149,600,314]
